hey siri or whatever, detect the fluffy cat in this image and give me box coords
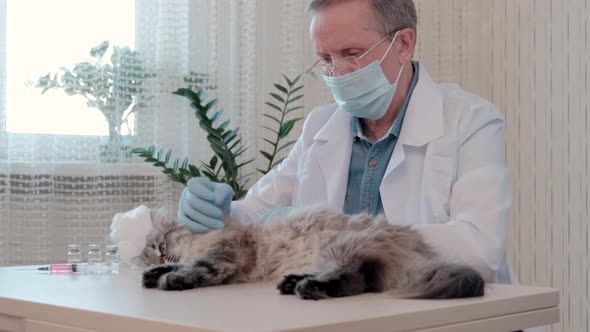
[140,207,485,300]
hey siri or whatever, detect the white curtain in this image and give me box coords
[0,0,331,266]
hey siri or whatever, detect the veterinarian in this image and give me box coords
[177,0,514,286]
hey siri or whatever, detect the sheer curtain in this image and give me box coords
[0,0,330,266]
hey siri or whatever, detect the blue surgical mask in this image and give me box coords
[322,34,405,120]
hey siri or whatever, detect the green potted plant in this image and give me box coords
[31,41,155,162]
[132,74,304,198]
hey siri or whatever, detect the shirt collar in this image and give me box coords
[352,61,420,142]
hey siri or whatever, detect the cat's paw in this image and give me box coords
[295,278,329,300]
[142,264,180,288]
[277,274,307,295]
[160,272,194,291]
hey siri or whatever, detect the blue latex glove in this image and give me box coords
[177,177,234,233]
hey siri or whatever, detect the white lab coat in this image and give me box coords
[231,63,514,285]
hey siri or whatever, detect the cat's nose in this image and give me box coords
[159,256,165,264]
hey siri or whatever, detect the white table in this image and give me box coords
[0,265,558,332]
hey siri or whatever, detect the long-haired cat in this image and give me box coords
[140,207,485,300]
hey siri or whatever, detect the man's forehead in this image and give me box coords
[309,0,378,32]
[310,19,379,54]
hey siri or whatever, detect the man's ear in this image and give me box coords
[397,28,416,64]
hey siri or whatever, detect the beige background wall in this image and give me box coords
[413,1,588,331]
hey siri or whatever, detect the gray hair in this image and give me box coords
[306,0,417,37]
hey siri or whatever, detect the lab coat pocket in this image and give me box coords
[423,155,455,223]
[293,152,327,206]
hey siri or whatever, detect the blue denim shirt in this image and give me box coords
[343,61,420,216]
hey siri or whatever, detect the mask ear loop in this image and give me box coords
[394,64,405,85]
[380,31,405,85]
[380,31,399,63]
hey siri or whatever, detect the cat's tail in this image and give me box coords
[401,262,485,299]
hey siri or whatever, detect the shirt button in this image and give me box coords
[369,159,377,167]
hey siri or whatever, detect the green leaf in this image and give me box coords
[181,157,189,169]
[228,138,242,151]
[270,93,285,104]
[189,165,201,177]
[236,158,255,168]
[276,140,296,153]
[286,106,304,113]
[263,138,276,147]
[209,139,227,155]
[208,127,224,140]
[200,162,215,173]
[262,126,279,135]
[265,102,283,113]
[202,170,217,181]
[271,157,287,169]
[257,168,268,175]
[282,74,293,86]
[260,150,273,161]
[218,120,230,130]
[262,114,281,125]
[205,98,218,110]
[131,147,147,154]
[210,155,218,169]
[164,150,171,164]
[197,89,206,102]
[287,95,303,104]
[290,75,301,87]
[223,130,238,144]
[290,85,304,95]
[173,88,198,101]
[173,159,179,171]
[210,110,223,124]
[279,118,301,138]
[274,84,288,94]
[233,147,247,158]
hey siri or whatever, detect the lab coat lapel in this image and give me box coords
[382,65,444,220]
[313,108,353,210]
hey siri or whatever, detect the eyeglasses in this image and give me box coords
[306,30,400,79]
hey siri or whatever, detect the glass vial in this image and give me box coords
[105,245,119,274]
[87,244,102,265]
[67,244,82,264]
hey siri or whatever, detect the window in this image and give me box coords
[5,0,135,136]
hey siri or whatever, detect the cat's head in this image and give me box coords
[139,208,192,266]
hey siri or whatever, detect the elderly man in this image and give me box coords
[178,0,514,287]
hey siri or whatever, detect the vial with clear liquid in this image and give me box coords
[67,244,82,264]
[87,244,102,267]
[105,245,119,274]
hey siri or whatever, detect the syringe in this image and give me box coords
[37,263,91,273]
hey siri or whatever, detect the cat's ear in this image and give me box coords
[150,207,175,232]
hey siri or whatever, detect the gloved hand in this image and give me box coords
[177,177,234,233]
